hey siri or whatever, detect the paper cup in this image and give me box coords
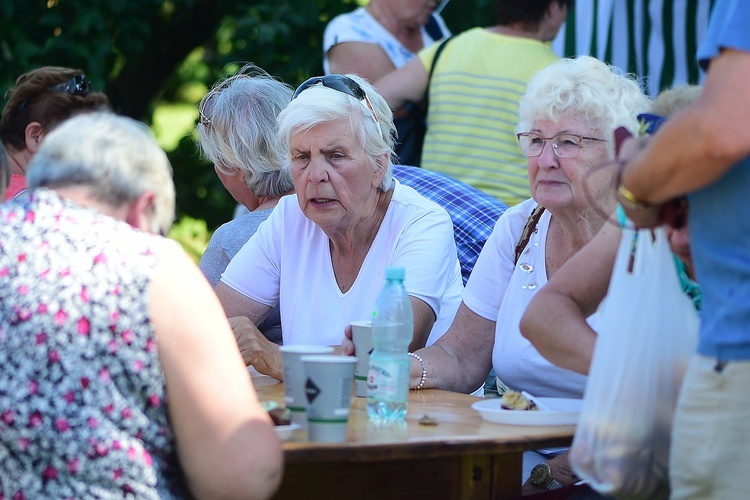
[301,354,357,443]
[351,320,373,397]
[280,345,335,428]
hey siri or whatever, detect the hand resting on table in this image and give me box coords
[229,316,284,380]
[229,316,348,381]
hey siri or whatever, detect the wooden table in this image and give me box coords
[253,375,574,500]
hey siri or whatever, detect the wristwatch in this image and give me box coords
[530,463,564,490]
[617,182,650,211]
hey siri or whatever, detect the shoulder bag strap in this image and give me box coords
[424,14,446,41]
[514,205,546,265]
[424,35,453,109]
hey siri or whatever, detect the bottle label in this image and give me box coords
[367,357,409,402]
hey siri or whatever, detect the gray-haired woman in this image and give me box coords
[196,64,295,344]
[0,112,282,499]
[215,73,463,380]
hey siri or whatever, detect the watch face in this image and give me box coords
[530,463,551,486]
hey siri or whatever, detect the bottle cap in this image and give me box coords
[385,266,405,281]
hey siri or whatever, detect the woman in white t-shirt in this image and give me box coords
[398,55,649,398]
[216,73,462,382]
[342,56,649,491]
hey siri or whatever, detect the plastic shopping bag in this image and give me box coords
[569,227,699,498]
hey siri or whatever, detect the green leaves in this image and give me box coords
[1,0,496,232]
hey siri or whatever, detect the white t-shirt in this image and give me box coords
[221,180,463,347]
[463,198,598,399]
[323,7,450,74]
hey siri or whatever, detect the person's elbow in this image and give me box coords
[231,425,284,500]
[187,420,284,500]
[519,294,545,347]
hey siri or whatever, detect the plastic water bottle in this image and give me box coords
[367,266,413,421]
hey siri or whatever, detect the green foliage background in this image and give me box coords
[0,0,497,256]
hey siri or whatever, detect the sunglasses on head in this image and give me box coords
[198,95,215,129]
[198,79,234,130]
[18,74,91,111]
[292,75,380,127]
[50,74,91,97]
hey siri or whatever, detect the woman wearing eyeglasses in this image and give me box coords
[0,66,110,202]
[365,56,648,492]
[521,85,703,378]
[215,73,463,381]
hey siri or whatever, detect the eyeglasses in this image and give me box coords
[517,132,605,158]
[198,78,234,130]
[292,75,380,127]
[50,74,91,97]
[198,94,215,129]
[18,74,91,111]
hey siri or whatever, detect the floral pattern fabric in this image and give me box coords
[0,189,186,498]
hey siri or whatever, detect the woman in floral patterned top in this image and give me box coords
[0,112,283,499]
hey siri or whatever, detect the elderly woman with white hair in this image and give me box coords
[346,56,649,491]
[216,74,463,380]
[0,112,282,499]
[196,64,296,345]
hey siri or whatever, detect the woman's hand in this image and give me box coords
[340,323,355,356]
[228,316,283,381]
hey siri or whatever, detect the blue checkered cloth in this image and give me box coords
[394,165,508,285]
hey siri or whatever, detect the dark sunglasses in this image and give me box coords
[50,74,91,97]
[292,75,379,126]
[18,74,91,111]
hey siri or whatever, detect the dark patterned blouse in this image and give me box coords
[0,188,186,498]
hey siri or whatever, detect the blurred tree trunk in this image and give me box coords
[0,0,496,228]
[108,0,225,120]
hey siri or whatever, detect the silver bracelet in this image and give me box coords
[408,352,427,390]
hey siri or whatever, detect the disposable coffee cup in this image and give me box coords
[280,345,335,428]
[351,320,373,397]
[300,354,357,443]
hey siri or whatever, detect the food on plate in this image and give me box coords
[261,400,292,426]
[500,390,538,411]
[268,407,292,426]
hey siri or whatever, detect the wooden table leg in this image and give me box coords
[458,454,492,499]
[490,453,522,499]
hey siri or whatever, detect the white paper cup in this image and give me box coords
[301,354,357,443]
[280,345,335,428]
[351,320,373,397]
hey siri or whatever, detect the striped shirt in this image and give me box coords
[417,28,559,206]
[552,0,713,96]
[393,165,508,285]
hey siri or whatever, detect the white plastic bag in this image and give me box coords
[570,227,699,498]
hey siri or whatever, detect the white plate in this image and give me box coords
[472,397,582,426]
[274,422,300,441]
